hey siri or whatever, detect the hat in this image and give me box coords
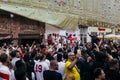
[68,52,74,56]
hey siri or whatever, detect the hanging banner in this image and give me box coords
[0,34,13,40]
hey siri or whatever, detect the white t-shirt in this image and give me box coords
[6,48,10,56]
[11,57,20,70]
[53,54,57,60]
[34,61,49,80]
[57,43,62,51]
[52,35,55,43]
[0,62,2,68]
[45,59,50,67]
[0,64,11,80]
[10,69,16,80]
[56,36,60,43]
[56,61,65,80]
[32,72,35,80]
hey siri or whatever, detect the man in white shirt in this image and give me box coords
[10,50,20,70]
[56,54,65,80]
[0,53,11,80]
[34,54,49,80]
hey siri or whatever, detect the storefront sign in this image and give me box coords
[98,27,105,31]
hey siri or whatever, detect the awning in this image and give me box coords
[0,2,78,30]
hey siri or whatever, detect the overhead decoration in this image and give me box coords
[0,0,119,29]
[0,34,13,40]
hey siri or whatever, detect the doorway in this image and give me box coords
[21,38,40,46]
[19,34,43,46]
[0,39,11,47]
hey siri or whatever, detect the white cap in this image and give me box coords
[68,52,75,56]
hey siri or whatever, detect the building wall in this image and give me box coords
[0,13,45,39]
[45,24,80,39]
[45,24,61,34]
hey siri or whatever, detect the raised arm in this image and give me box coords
[68,54,80,70]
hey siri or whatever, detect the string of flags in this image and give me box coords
[0,34,13,40]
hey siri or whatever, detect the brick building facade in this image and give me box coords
[0,10,45,45]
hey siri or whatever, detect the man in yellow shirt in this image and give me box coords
[65,52,80,80]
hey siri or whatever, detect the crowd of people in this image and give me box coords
[0,33,120,80]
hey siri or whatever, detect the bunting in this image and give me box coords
[0,34,13,40]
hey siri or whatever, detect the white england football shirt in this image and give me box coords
[34,61,49,80]
[56,61,65,80]
[0,64,11,80]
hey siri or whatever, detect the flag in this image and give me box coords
[0,34,13,40]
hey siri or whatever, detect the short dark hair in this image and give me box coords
[0,53,8,63]
[108,58,118,68]
[57,54,62,62]
[93,68,103,79]
[24,53,30,62]
[50,60,57,67]
[39,54,45,61]
[15,60,26,69]
[15,68,26,80]
[10,50,19,57]
[58,48,63,52]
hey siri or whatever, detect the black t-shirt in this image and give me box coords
[106,69,120,80]
[91,36,98,44]
[43,70,62,80]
